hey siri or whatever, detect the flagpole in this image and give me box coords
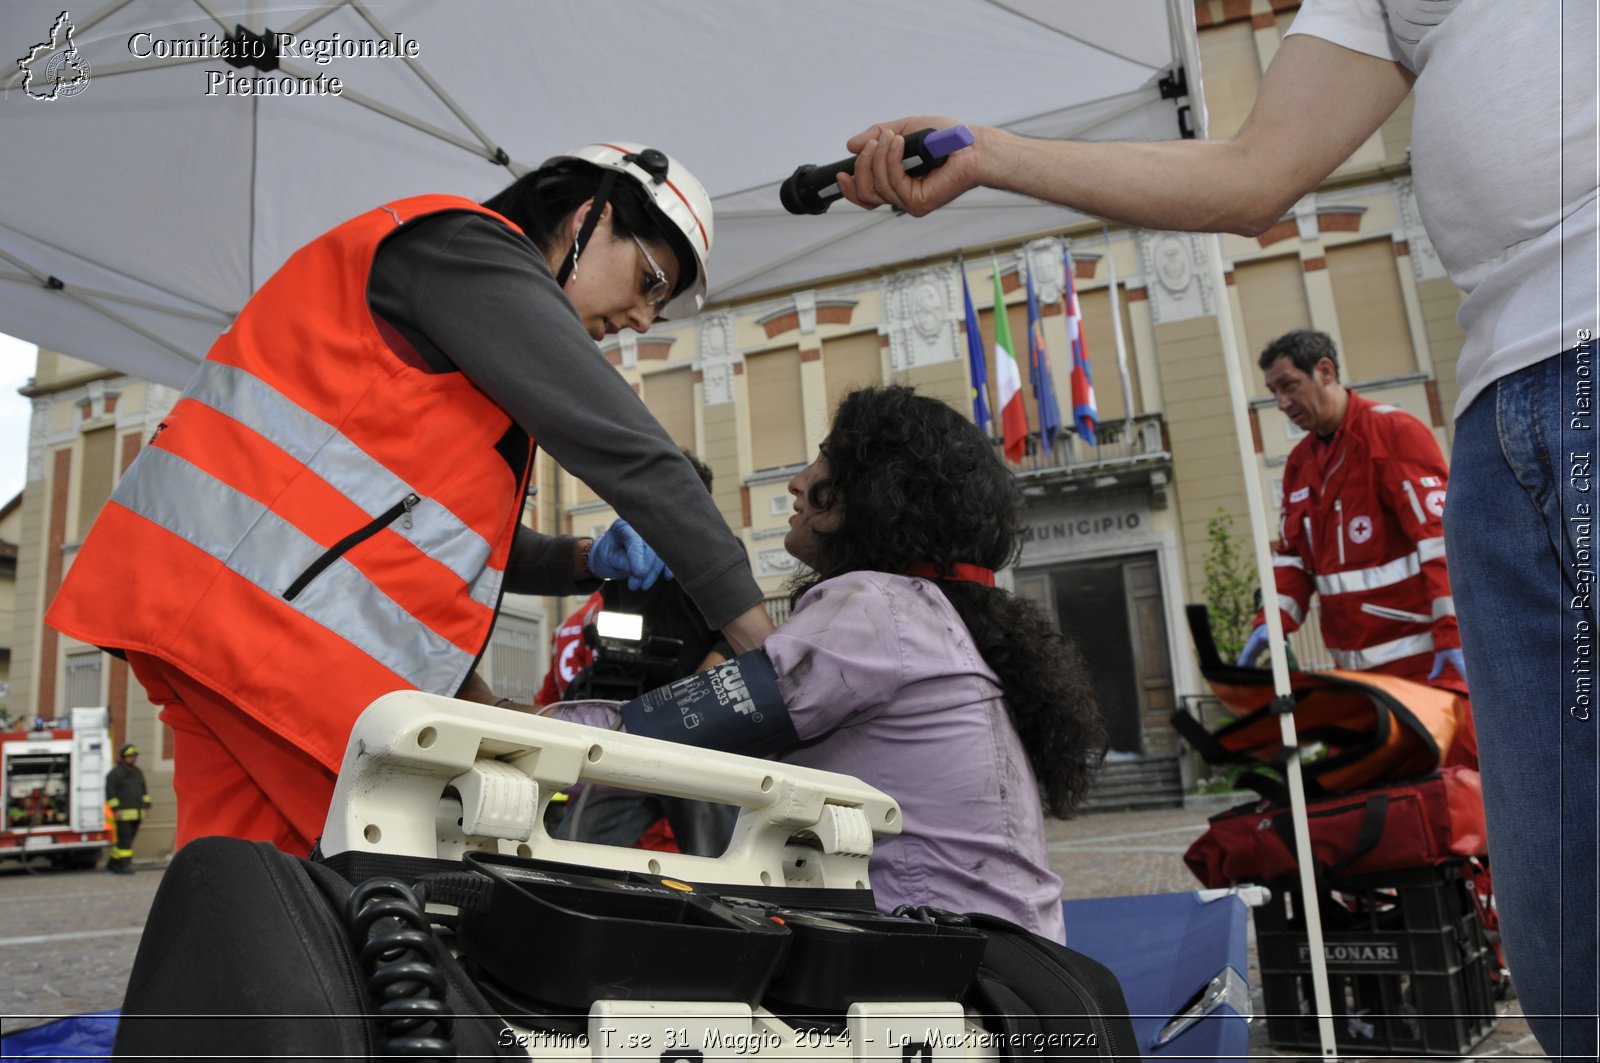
[991,248,1009,462]
[1025,254,1039,455]
[1023,250,1062,459]
[989,249,1027,466]
[1101,228,1136,441]
[957,252,993,442]
[1168,0,1338,1052]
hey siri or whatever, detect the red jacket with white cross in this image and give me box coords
[1254,389,1463,689]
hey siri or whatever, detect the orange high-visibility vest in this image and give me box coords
[47,195,536,773]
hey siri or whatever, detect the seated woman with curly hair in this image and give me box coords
[551,385,1105,940]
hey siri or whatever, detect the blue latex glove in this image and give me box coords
[1428,647,1468,683]
[1237,625,1270,667]
[587,519,667,591]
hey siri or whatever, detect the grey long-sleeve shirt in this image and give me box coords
[368,210,760,629]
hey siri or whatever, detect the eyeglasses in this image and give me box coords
[631,235,672,311]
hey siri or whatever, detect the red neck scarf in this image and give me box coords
[903,563,996,588]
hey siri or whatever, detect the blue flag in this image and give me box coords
[961,264,992,436]
[1024,257,1063,455]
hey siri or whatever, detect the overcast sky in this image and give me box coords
[0,333,37,506]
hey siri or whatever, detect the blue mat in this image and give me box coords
[1063,891,1252,1063]
[0,1011,118,1062]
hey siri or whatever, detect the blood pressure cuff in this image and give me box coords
[620,649,798,757]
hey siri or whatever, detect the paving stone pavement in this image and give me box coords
[0,857,162,1033]
[0,803,1549,1059]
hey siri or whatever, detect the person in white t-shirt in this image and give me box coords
[835,3,1597,1054]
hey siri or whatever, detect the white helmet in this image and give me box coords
[542,142,713,321]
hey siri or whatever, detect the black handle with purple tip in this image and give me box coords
[780,124,974,216]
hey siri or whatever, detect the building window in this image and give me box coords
[747,347,805,471]
[76,426,116,541]
[1236,255,1314,387]
[63,651,102,710]
[1328,238,1417,381]
[821,331,882,416]
[642,367,696,451]
[485,614,544,705]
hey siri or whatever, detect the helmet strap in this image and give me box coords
[555,170,618,289]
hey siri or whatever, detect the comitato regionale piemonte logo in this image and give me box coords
[16,11,91,101]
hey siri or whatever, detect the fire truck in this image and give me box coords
[1,707,114,869]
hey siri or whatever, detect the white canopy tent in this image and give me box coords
[0,0,1199,387]
[1,1,1339,1051]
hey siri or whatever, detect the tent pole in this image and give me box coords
[350,0,517,174]
[1100,227,1136,439]
[1168,0,1340,1055]
[0,247,205,366]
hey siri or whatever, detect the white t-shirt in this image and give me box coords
[1288,0,1597,417]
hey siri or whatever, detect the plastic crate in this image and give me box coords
[1255,862,1497,1055]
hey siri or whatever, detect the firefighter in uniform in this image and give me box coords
[105,743,149,874]
[1241,331,1469,696]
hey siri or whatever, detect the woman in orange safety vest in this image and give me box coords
[48,144,773,856]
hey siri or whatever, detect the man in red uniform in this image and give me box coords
[1241,330,1467,693]
[532,591,604,708]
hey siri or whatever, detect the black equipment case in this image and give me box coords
[115,694,1139,1061]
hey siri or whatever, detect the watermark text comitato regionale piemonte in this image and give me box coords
[128,27,420,97]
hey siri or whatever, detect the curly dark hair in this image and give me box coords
[789,385,1107,817]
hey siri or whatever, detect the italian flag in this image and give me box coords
[992,258,1028,462]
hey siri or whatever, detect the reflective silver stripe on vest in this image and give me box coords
[1314,553,1421,596]
[185,361,501,607]
[1360,602,1430,623]
[1329,631,1436,670]
[1274,555,1306,571]
[1277,594,1305,626]
[1401,480,1427,524]
[1432,596,1456,619]
[1416,536,1447,563]
[113,446,474,694]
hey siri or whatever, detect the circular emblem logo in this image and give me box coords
[1155,235,1192,294]
[1425,489,1447,518]
[1349,515,1373,544]
[911,281,945,339]
[44,48,91,98]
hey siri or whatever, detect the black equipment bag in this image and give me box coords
[118,838,1139,1061]
[956,911,1141,1062]
[114,836,518,1060]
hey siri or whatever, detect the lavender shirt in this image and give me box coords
[767,571,1064,942]
[552,570,1066,941]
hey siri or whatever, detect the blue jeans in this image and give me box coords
[1447,342,1598,1059]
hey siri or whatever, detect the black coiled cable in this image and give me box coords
[345,878,456,1059]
